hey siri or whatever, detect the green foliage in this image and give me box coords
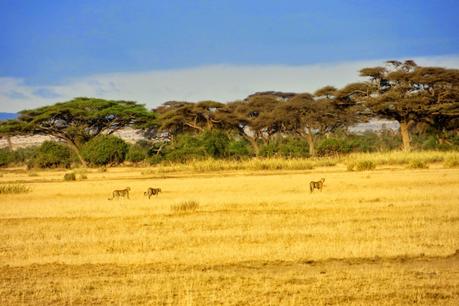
[126,144,148,163]
[201,130,230,158]
[317,138,352,156]
[227,139,252,158]
[147,155,163,165]
[260,137,310,158]
[63,172,76,181]
[0,148,13,167]
[30,141,72,169]
[164,134,206,162]
[18,98,156,143]
[81,135,128,166]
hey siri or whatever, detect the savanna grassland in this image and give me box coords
[1,152,459,305]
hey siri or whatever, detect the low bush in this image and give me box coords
[201,130,230,158]
[171,200,200,213]
[164,134,207,162]
[63,172,76,181]
[81,135,128,166]
[0,148,13,167]
[126,144,148,163]
[260,137,310,158]
[227,139,252,158]
[29,141,72,168]
[317,138,352,156]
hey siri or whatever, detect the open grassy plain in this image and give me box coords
[0,154,458,305]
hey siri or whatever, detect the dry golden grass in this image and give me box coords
[0,154,458,305]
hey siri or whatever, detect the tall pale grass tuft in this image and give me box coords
[171,201,200,213]
[355,160,376,171]
[0,184,31,194]
[407,159,429,169]
[346,162,356,171]
[444,156,459,168]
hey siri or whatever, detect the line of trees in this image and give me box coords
[1,60,458,167]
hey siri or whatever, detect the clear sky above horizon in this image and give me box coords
[1,0,459,111]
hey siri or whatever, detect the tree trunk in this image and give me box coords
[306,128,316,157]
[67,141,87,167]
[6,135,13,150]
[246,137,259,156]
[399,121,411,152]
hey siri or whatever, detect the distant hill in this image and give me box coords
[0,113,17,121]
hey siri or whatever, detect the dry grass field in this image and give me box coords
[0,154,458,305]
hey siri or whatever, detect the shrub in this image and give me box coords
[201,130,230,158]
[259,138,309,158]
[227,139,251,158]
[407,159,429,169]
[259,142,278,158]
[0,148,13,167]
[171,200,200,213]
[81,135,128,166]
[13,146,39,165]
[126,144,148,163]
[355,160,376,171]
[317,138,352,156]
[277,138,310,157]
[147,155,162,165]
[63,172,76,181]
[0,184,31,194]
[30,141,72,168]
[164,134,206,162]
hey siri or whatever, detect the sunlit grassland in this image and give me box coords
[0,152,458,305]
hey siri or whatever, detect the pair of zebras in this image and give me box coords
[108,187,161,200]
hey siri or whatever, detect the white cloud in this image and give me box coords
[1,55,459,112]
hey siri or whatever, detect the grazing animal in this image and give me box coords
[108,187,131,200]
[309,178,325,193]
[144,187,161,199]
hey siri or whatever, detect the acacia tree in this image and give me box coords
[155,100,225,136]
[276,89,362,156]
[15,97,156,166]
[0,120,24,150]
[359,60,459,151]
[216,95,280,155]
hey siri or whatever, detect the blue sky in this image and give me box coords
[1,0,459,111]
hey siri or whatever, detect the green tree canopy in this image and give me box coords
[155,100,225,136]
[217,95,280,155]
[359,60,459,151]
[15,97,156,166]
